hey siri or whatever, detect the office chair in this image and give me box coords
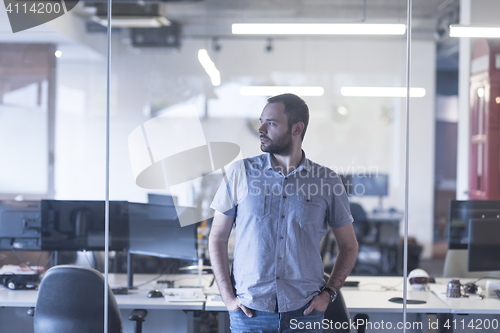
[323,273,368,333]
[322,290,350,333]
[350,203,380,275]
[34,265,147,333]
[350,203,370,242]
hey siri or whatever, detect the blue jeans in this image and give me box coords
[228,303,325,333]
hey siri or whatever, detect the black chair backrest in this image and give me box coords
[323,290,350,333]
[34,265,122,333]
[350,203,370,241]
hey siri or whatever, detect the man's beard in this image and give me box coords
[260,129,293,155]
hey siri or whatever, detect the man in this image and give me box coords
[209,93,358,333]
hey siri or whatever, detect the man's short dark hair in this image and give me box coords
[267,93,309,141]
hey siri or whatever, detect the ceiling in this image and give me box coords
[0,0,461,68]
[157,0,459,40]
[74,0,460,40]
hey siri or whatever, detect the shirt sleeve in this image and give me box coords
[210,173,237,218]
[327,174,354,228]
[210,160,247,218]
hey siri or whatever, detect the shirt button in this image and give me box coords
[280,236,284,239]
[283,196,287,199]
[278,256,282,260]
[281,215,285,218]
[276,277,280,279]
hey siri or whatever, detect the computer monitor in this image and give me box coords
[147,193,177,206]
[342,174,389,197]
[0,201,42,250]
[127,202,197,261]
[468,218,500,272]
[40,200,129,251]
[448,200,500,250]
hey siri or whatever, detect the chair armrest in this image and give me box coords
[128,309,148,322]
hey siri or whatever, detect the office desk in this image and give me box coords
[3,274,499,333]
[430,278,500,315]
[0,273,207,333]
[205,276,450,313]
[108,273,206,311]
[208,276,500,332]
[206,276,451,333]
[343,277,500,332]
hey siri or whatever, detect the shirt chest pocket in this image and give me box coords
[242,188,272,219]
[296,196,326,225]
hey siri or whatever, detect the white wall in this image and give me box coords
[54,34,436,258]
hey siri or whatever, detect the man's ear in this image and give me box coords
[292,122,305,138]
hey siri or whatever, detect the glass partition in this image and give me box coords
[110,1,414,332]
[0,2,109,331]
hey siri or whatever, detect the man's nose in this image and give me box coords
[259,124,267,134]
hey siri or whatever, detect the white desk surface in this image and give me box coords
[0,273,206,310]
[430,278,500,314]
[348,276,500,315]
[208,276,500,315]
[109,273,208,310]
[2,274,499,315]
[340,289,449,313]
[206,276,450,313]
[206,290,449,314]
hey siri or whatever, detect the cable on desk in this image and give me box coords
[11,249,38,274]
[469,276,500,284]
[42,251,55,273]
[356,281,403,291]
[132,265,173,289]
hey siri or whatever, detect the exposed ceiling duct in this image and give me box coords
[90,3,170,28]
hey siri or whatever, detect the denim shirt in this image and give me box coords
[211,153,353,312]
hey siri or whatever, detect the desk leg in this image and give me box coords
[217,312,230,333]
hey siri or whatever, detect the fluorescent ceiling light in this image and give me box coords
[198,49,220,86]
[341,87,426,97]
[449,25,500,38]
[232,23,406,35]
[92,16,170,28]
[240,86,324,96]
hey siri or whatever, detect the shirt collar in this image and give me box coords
[263,151,311,174]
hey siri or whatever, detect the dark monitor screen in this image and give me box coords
[448,200,500,250]
[342,174,389,196]
[128,203,197,260]
[468,218,500,272]
[40,200,129,251]
[147,194,177,206]
[0,201,42,250]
